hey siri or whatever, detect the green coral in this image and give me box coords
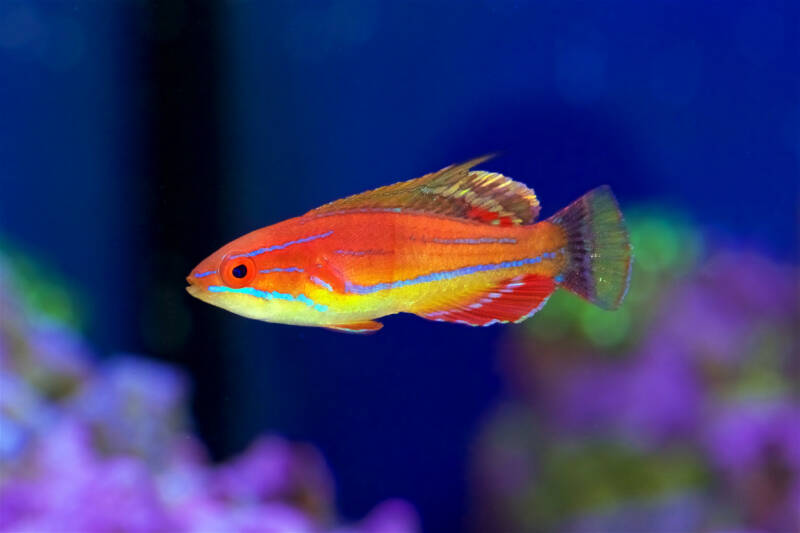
[525,206,704,352]
[519,441,709,530]
[1,237,87,331]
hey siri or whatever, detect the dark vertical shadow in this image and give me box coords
[142,0,228,457]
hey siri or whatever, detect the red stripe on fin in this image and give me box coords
[324,320,383,334]
[305,156,540,225]
[417,274,556,327]
[467,206,515,226]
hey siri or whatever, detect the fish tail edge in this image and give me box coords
[548,185,633,310]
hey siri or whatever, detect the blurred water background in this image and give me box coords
[1,1,798,532]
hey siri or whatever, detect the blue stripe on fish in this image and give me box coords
[426,237,517,245]
[260,267,305,274]
[346,250,564,295]
[231,231,333,259]
[335,250,368,256]
[208,285,328,312]
[194,270,216,278]
[334,249,390,256]
[310,275,334,292]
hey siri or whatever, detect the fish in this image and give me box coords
[186,155,632,333]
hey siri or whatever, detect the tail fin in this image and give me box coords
[549,186,632,310]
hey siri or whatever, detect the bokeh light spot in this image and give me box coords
[580,304,631,348]
[649,45,702,110]
[554,44,607,104]
[46,17,86,71]
[0,4,42,50]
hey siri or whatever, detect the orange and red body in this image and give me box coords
[187,156,631,333]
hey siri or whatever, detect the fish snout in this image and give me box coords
[186,273,201,297]
[186,268,215,298]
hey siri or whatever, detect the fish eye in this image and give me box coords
[232,264,247,278]
[220,254,256,288]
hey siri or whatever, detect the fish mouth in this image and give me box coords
[186,274,220,306]
[186,275,202,298]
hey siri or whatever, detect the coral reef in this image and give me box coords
[471,208,800,533]
[0,255,419,533]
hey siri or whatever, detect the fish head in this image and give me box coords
[185,228,324,325]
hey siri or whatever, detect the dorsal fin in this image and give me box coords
[305,155,541,225]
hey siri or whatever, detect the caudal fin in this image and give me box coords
[549,186,632,310]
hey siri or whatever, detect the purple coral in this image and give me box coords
[474,243,800,533]
[0,256,419,533]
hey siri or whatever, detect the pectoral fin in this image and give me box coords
[309,257,348,294]
[324,320,383,334]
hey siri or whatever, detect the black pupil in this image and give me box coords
[232,264,247,278]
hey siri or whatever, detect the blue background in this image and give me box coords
[1,1,797,531]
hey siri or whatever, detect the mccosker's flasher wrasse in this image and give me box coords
[187,156,632,333]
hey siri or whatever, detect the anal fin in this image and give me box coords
[324,320,383,334]
[418,274,555,326]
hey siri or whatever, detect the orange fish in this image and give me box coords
[186,156,632,333]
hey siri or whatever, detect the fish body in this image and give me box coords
[187,156,632,333]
